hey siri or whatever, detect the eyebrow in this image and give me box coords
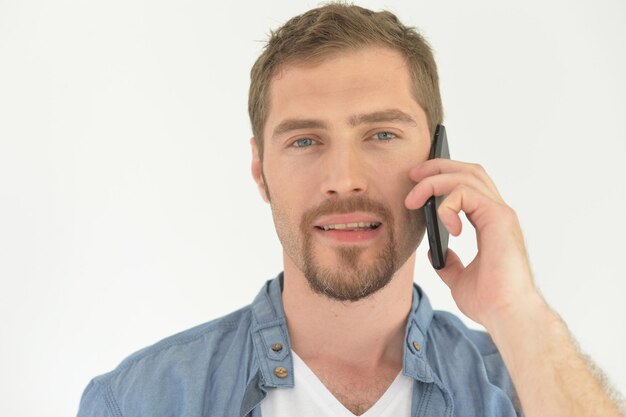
[272,119,328,138]
[271,108,417,139]
[349,109,417,127]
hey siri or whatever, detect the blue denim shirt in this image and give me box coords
[77,274,522,417]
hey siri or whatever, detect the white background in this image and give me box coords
[1,0,625,416]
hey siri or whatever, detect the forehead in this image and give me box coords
[263,46,422,137]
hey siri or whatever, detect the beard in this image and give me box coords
[272,194,425,302]
[301,233,398,301]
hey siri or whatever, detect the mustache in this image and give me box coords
[300,195,393,230]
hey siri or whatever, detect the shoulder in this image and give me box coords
[426,310,521,414]
[430,310,498,355]
[78,305,256,417]
[429,309,511,380]
[115,303,254,376]
[119,304,254,371]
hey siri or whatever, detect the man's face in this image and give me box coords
[252,46,432,301]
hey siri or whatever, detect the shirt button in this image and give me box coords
[271,343,283,352]
[413,341,422,352]
[274,367,288,378]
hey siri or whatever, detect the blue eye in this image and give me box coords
[375,131,396,141]
[293,138,316,148]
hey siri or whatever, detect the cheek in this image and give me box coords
[377,161,417,198]
[265,160,320,206]
[375,157,425,224]
[265,172,313,226]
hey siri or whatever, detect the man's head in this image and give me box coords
[249,3,443,161]
[249,3,442,302]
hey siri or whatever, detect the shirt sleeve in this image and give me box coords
[76,379,117,417]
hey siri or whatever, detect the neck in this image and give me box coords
[282,252,416,370]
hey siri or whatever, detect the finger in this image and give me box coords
[429,248,465,290]
[409,160,503,200]
[438,184,509,235]
[409,158,466,181]
[409,159,485,181]
[438,202,463,236]
[405,172,502,210]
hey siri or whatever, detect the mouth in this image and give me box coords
[312,215,384,244]
[314,222,382,232]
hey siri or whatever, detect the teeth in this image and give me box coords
[320,222,380,231]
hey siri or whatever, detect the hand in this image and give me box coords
[405,159,542,327]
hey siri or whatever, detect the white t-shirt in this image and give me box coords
[261,351,413,417]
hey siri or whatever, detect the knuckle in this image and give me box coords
[471,163,486,176]
[456,184,471,195]
[498,204,518,220]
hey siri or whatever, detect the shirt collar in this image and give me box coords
[249,272,437,388]
[403,284,435,383]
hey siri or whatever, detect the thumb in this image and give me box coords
[429,248,465,290]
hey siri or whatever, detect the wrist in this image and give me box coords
[482,292,570,392]
[482,292,555,339]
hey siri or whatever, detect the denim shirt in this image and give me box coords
[77,274,522,417]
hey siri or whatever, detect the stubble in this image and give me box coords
[273,195,424,302]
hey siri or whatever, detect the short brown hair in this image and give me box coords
[248,2,443,159]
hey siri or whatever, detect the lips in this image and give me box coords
[317,221,381,231]
[313,212,384,243]
[314,212,383,231]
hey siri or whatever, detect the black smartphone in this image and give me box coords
[423,124,450,269]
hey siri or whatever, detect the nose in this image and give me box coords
[320,143,368,197]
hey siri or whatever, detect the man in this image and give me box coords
[77,3,624,417]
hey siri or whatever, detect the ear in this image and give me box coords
[250,138,270,203]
